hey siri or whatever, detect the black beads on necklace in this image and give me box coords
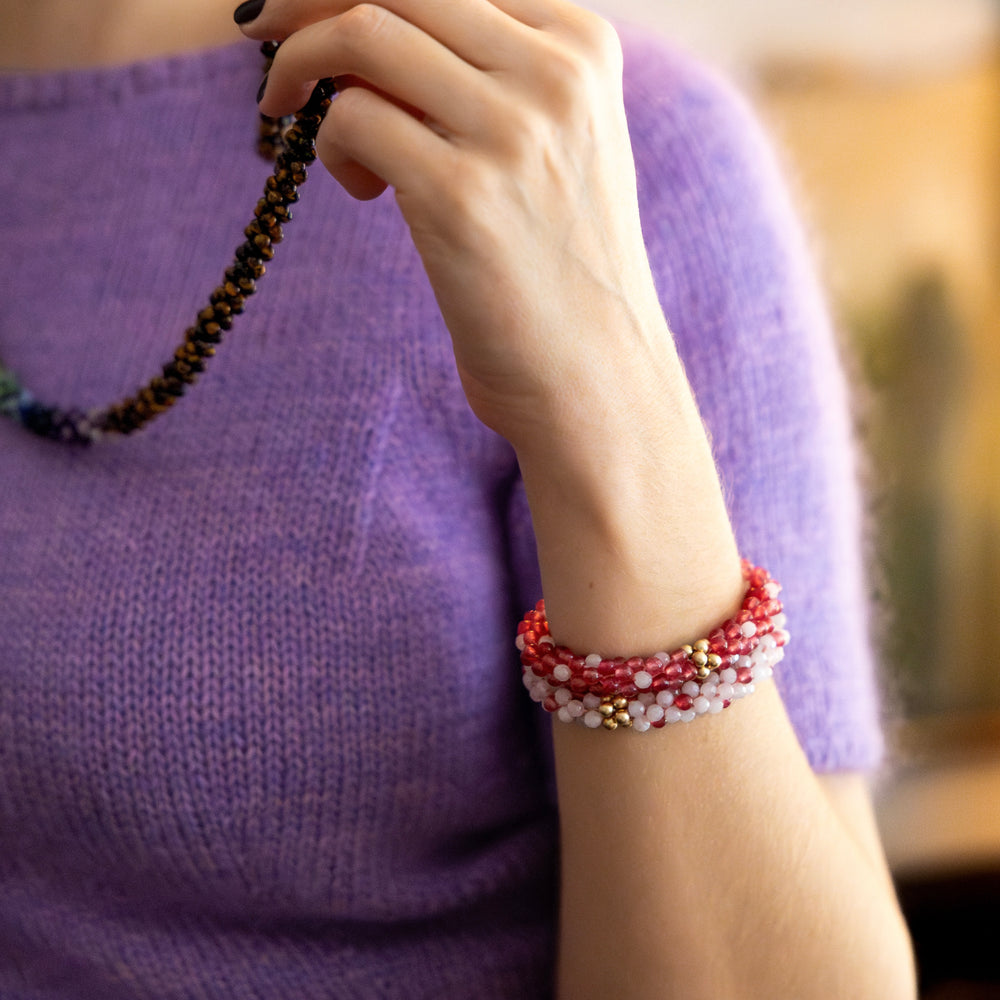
[0,45,334,445]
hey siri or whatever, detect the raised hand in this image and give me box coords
[236,0,669,456]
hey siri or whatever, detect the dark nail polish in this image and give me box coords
[256,73,269,104]
[234,0,266,26]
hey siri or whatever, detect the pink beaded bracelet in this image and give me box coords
[517,561,788,731]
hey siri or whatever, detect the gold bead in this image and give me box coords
[612,697,629,711]
[695,664,711,680]
[602,717,619,731]
[614,711,633,727]
[708,653,723,669]
[681,644,693,657]
[599,702,615,718]
[693,639,710,654]
[691,650,708,668]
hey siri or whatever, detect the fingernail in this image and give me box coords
[234,0,267,25]
[256,73,269,104]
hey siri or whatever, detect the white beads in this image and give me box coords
[645,704,665,725]
[633,670,653,690]
[522,624,787,730]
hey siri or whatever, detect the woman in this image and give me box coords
[0,0,915,996]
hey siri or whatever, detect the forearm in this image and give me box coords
[515,335,915,1000]
[552,692,915,999]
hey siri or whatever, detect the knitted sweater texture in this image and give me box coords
[0,29,882,999]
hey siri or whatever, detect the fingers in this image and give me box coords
[239,0,620,82]
[235,0,587,40]
[315,82,452,200]
[239,0,530,72]
[236,0,625,211]
[258,6,490,136]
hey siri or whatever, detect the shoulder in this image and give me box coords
[616,24,796,241]
[614,23,829,378]
[617,27,766,152]
[614,25,817,350]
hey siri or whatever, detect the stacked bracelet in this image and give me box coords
[517,561,788,731]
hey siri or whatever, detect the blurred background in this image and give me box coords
[590,1,1000,996]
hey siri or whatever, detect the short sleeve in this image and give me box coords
[616,27,884,771]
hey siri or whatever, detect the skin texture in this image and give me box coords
[2,2,917,996]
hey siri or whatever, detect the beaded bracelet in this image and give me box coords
[517,561,788,731]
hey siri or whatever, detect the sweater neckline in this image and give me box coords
[0,41,255,112]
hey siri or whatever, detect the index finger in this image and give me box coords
[235,0,599,52]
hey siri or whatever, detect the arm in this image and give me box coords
[554,697,913,998]
[238,0,915,994]
[517,317,913,999]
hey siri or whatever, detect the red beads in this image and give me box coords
[517,561,789,730]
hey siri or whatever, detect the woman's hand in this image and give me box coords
[237,0,742,656]
[237,0,667,454]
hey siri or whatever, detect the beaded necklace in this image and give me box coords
[0,44,334,445]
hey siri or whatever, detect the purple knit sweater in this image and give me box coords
[0,29,882,999]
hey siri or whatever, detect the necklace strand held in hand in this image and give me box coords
[0,45,334,445]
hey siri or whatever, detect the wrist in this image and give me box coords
[514,384,743,656]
